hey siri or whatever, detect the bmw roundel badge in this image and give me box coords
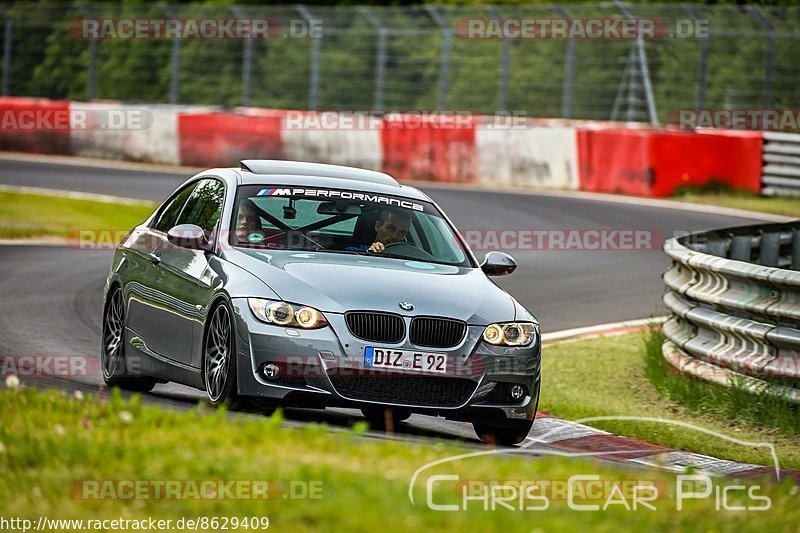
[398,301,414,311]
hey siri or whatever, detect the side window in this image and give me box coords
[152,183,197,232]
[176,178,225,238]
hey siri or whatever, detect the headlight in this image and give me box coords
[482,322,538,347]
[248,298,328,329]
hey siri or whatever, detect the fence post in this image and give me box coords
[1,12,12,97]
[745,5,774,111]
[682,4,708,112]
[231,6,252,107]
[552,6,575,119]
[610,47,635,122]
[486,6,509,114]
[615,0,659,125]
[161,4,181,104]
[359,7,386,112]
[424,5,451,111]
[76,3,97,101]
[295,4,320,111]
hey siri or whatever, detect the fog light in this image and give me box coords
[510,384,525,400]
[261,363,281,380]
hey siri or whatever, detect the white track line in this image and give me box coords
[0,151,197,175]
[541,316,666,344]
[0,184,155,206]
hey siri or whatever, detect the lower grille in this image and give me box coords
[273,375,307,388]
[410,317,467,348]
[329,374,477,407]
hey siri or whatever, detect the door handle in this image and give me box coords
[148,252,161,265]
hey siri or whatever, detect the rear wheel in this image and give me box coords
[101,287,156,392]
[361,406,412,431]
[473,419,533,446]
[203,301,245,409]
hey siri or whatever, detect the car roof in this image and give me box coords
[233,160,431,202]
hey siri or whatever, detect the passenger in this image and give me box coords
[235,199,263,243]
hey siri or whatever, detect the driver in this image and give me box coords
[351,208,411,253]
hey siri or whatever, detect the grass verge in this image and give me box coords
[671,184,800,218]
[0,190,155,240]
[1,387,798,530]
[540,330,800,470]
[644,331,800,436]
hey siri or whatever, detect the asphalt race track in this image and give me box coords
[0,156,778,448]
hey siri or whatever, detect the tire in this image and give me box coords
[473,419,534,446]
[101,287,157,393]
[202,300,246,410]
[361,406,412,430]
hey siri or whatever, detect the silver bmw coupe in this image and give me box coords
[102,160,541,444]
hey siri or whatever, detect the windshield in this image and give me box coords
[230,185,473,267]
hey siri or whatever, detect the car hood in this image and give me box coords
[229,249,516,324]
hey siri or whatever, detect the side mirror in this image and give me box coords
[480,251,517,276]
[167,224,210,251]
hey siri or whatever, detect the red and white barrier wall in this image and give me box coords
[0,98,765,198]
[477,121,579,190]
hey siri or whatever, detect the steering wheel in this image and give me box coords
[382,241,418,250]
[376,241,436,261]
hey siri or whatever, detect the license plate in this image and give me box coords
[363,347,447,374]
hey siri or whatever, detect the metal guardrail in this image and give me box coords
[661,222,800,403]
[762,132,800,196]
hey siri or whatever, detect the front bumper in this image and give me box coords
[230,299,541,422]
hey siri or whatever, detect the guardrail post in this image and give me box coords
[707,239,729,258]
[1,12,12,97]
[730,235,753,262]
[424,5,451,111]
[793,229,800,270]
[295,4,320,111]
[759,232,781,267]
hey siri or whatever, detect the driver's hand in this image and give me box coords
[368,242,385,253]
